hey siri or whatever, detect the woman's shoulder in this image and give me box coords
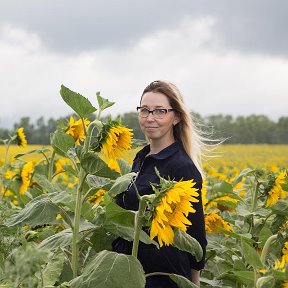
[167,146,202,182]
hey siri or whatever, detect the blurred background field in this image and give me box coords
[1,144,287,172]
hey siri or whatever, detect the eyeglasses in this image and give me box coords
[137,106,175,119]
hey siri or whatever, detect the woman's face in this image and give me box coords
[139,91,179,145]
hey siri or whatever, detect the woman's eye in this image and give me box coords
[155,109,166,115]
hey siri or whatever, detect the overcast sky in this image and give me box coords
[1,0,287,129]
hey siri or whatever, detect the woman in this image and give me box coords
[113,80,207,287]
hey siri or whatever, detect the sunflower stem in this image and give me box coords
[260,234,278,264]
[85,119,103,151]
[132,197,147,258]
[47,150,56,182]
[0,140,10,201]
[71,169,86,277]
[251,181,260,212]
[71,119,99,278]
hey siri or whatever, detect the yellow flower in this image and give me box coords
[16,127,27,147]
[266,171,287,207]
[88,189,106,204]
[4,170,14,179]
[66,116,90,145]
[54,158,67,174]
[12,199,19,205]
[206,195,239,212]
[107,159,121,174]
[150,180,199,247]
[101,124,133,160]
[234,181,246,197]
[282,280,288,288]
[201,178,208,210]
[205,211,233,234]
[19,161,34,195]
[274,241,288,271]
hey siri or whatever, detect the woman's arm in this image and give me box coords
[191,269,200,286]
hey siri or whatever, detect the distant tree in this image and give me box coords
[13,117,35,144]
[276,116,288,143]
[1,112,287,145]
[120,112,144,140]
[0,128,10,140]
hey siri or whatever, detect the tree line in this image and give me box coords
[0,113,287,145]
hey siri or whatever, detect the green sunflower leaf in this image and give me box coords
[38,229,73,250]
[51,130,75,157]
[241,237,263,268]
[96,91,115,112]
[42,249,66,287]
[104,202,158,247]
[14,147,51,159]
[70,250,145,288]
[169,274,198,288]
[34,174,62,193]
[117,158,132,175]
[60,85,97,117]
[108,172,137,197]
[270,199,288,216]
[212,181,233,194]
[80,152,119,179]
[5,193,61,227]
[232,168,255,186]
[173,229,203,262]
[256,276,275,288]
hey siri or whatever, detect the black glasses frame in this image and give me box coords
[136,106,175,118]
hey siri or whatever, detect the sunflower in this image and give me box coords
[206,195,239,212]
[16,127,27,147]
[282,281,288,288]
[94,121,133,160]
[66,116,90,145]
[150,180,199,247]
[19,161,35,195]
[266,171,287,207]
[107,159,121,174]
[201,178,208,210]
[205,211,233,235]
[87,189,106,204]
[274,241,288,271]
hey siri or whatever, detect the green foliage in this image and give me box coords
[2,113,288,145]
[173,229,203,262]
[1,85,287,288]
[96,91,115,112]
[70,250,146,288]
[5,193,61,227]
[169,274,199,288]
[51,130,75,157]
[2,243,49,287]
[60,85,97,118]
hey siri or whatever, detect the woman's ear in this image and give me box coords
[173,116,180,126]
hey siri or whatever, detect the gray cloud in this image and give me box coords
[1,0,288,56]
[0,1,287,130]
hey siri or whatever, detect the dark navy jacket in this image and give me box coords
[113,141,207,287]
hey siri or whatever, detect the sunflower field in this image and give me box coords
[0,86,287,288]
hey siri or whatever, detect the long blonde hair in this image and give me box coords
[141,80,206,175]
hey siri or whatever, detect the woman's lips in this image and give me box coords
[145,127,158,131]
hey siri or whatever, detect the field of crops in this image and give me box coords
[2,143,288,170]
[0,87,287,288]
